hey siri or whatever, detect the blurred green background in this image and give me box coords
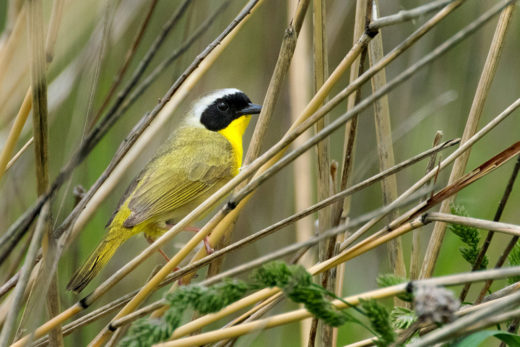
[0,0,519,345]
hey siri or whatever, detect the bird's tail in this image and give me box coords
[67,231,128,293]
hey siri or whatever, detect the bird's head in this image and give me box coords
[187,88,262,131]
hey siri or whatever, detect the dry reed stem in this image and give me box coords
[337,0,367,225]
[5,137,33,171]
[312,0,332,256]
[244,0,309,165]
[425,212,520,236]
[368,0,455,30]
[483,281,520,303]
[310,0,333,344]
[44,0,64,63]
[410,132,443,280]
[368,0,406,283]
[419,1,516,279]
[454,307,520,339]
[285,0,314,341]
[0,89,32,182]
[213,293,285,347]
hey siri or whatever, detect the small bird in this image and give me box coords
[67,89,261,293]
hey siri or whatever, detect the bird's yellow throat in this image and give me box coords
[218,115,251,173]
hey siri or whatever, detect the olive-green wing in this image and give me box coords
[123,130,234,227]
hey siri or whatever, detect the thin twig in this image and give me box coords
[4,137,33,172]
[424,212,520,236]
[0,90,32,182]
[369,0,455,30]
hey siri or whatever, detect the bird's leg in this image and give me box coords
[144,234,174,265]
[164,222,214,254]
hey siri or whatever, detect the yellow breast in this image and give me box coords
[218,115,251,175]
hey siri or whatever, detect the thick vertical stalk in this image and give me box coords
[287,0,314,344]
[331,1,369,345]
[367,0,406,285]
[410,132,443,280]
[309,0,332,345]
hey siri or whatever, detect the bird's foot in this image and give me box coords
[203,236,214,255]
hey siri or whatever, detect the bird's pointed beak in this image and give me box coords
[237,103,262,116]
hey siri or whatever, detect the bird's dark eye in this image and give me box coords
[217,102,229,112]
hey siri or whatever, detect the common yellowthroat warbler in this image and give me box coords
[67,89,261,293]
